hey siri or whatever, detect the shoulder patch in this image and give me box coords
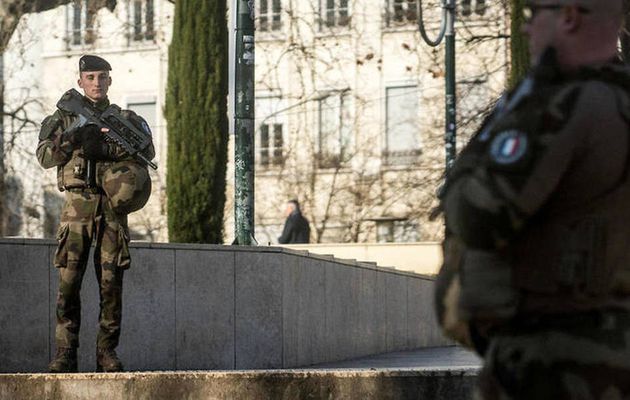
[140,119,152,136]
[127,113,152,136]
[489,130,529,165]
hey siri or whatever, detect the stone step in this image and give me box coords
[0,368,478,400]
[0,348,481,400]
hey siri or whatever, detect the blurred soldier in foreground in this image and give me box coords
[37,55,154,373]
[435,0,630,398]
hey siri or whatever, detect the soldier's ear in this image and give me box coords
[108,76,112,86]
[559,5,582,33]
[77,78,84,88]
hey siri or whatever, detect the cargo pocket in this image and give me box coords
[116,225,131,269]
[53,223,70,268]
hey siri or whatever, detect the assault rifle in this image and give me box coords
[56,88,158,170]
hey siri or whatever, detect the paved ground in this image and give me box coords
[310,346,482,371]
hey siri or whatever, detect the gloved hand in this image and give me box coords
[82,125,111,160]
[61,126,84,148]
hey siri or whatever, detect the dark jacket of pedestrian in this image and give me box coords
[278,210,310,244]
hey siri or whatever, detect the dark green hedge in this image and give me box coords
[166,0,228,243]
[510,0,530,87]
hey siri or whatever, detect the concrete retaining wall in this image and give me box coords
[0,239,448,373]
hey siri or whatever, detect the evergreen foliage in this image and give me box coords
[509,0,530,87]
[166,0,228,243]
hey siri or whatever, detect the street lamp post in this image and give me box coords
[233,0,257,245]
[0,52,4,236]
[418,0,457,172]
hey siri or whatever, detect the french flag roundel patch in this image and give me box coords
[489,130,529,165]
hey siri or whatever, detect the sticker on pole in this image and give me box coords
[489,130,529,165]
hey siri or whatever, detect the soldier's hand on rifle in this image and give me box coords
[61,127,84,148]
[60,114,90,149]
[82,125,111,160]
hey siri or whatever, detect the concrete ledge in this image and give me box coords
[0,368,477,400]
[0,238,436,279]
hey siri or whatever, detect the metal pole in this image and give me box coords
[444,0,456,171]
[0,52,5,236]
[233,0,256,245]
[417,0,457,172]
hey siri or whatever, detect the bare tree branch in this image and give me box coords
[0,0,116,52]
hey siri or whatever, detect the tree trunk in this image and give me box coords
[165,0,228,243]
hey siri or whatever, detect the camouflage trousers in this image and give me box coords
[475,308,630,400]
[53,190,130,350]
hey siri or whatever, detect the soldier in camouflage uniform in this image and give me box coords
[435,0,630,398]
[36,55,154,373]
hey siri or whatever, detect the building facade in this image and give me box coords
[2,0,509,244]
[3,0,172,240]
[244,0,508,244]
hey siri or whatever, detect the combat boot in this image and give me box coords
[96,348,123,372]
[48,347,78,373]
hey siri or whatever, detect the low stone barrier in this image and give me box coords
[0,239,448,373]
[0,369,477,400]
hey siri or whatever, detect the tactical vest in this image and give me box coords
[54,99,119,191]
[51,109,98,190]
[510,66,630,314]
[56,107,153,216]
[438,63,630,342]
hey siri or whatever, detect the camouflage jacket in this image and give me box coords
[436,58,630,348]
[36,96,155,191]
